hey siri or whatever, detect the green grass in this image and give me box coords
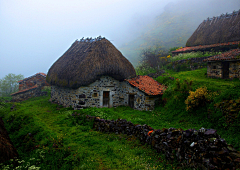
[170,51,222,62]
[0,92,193,170]
[0,66,240,170]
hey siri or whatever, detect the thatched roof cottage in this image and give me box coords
[47,37,166,111]
[172,9,240,56]
[11,73,50,102]
[203,48,240,79]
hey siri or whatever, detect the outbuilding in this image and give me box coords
[204,49,240,79]
[47,37,166,111]
[11,73,50,102]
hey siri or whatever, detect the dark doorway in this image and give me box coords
[128,94,134,108]
[222,62,229,79]
[103,91,109,107]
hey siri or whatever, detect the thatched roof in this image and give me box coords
[186,9,240,47]
[47,37,136,89]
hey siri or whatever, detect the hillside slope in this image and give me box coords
[120,0,240,67]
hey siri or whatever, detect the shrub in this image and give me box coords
[185,87,218,112]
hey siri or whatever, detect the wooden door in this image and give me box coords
[103,91,109,107]
[128,94,134,108]
[222,62,229,79]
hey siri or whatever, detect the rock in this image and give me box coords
[0,117,19,164]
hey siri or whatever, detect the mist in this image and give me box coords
[1,0,239,79]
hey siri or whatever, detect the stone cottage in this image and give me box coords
[203,48,240,79]
[47,37,166,111]
[11,73,50,102]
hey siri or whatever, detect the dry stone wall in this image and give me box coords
[207,61,240,79]
[50,76,160,111]
[171,56,211,71]
[229,61,240,79]
[11,87,47,102]
[207,62,223,78]
[72,113,240,170]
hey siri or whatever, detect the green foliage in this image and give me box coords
[0,73,24,97]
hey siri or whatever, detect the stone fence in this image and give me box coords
[71,112,240,170]
[170,56,212,71]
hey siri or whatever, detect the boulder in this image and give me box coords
[0,117,19,164]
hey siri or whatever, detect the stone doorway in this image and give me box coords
[222,62,229,79]
[128,94,134,108]
[103,91,109,107]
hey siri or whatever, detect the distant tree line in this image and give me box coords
[0,73,24,97]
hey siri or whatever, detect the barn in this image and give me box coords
[47,37,166,111]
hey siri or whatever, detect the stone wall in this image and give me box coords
[207,60,240,79]
[207,62,222,78]
[11,87,47,102]
[170,56,211,71]
[50,76,160,111]
[75,114,240,170]
[229,61,240,79]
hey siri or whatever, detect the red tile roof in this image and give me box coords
[11,85,38,96]
[18,72,47,83]
[125,75,166,95]
[203,49,240,62]
[172,41,240,53]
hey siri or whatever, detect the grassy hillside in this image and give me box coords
[120,0,240,67]
[0,64,240,169]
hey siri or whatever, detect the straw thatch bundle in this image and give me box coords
[186,10,240,47]
[47,37,136,89]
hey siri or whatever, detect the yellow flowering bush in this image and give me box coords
[185,87,218,111]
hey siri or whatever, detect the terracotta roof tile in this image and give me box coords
[11,85,38,96]
[172,41,240,53]
[125,75,166,95]
[18,72,47,83]
[203,49,240,62]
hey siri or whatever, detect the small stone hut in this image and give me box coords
[203,48,240,79]
[47,37,166,111]
[11,73,50,102]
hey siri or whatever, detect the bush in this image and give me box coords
[185,87,218,112]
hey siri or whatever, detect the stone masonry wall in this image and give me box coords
[207,62,222,78]
[50,76,160,111]
[171,56,211,71]
[11,87,47,102]
[229,61,240,79]
[207,61,240,79]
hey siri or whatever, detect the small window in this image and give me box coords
[137,98,141,103]
[145,96,149,100]
[92,93,98,97]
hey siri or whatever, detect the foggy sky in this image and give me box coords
[0,0,239,79]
